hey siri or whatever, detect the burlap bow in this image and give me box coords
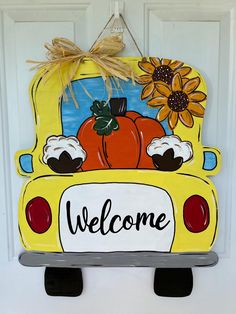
[28,36,137,107]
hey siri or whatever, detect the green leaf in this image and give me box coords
[90,100,111,116]
[90,100,120,135]
[94,115,119,136]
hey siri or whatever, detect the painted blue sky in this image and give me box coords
[61,77,172,136]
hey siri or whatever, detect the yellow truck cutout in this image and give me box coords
[16,57,221,297]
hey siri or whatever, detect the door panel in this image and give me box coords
[145,4,232,256]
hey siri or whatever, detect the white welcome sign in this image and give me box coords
[59,183,175,252]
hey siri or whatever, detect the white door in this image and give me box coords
[0,0,236,313]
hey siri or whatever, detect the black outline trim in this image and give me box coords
[210,189,218,247]
[198,124,201,142]
[18,225,26,247]
[177,172,211,185]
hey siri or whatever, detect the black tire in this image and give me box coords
[44,267,83,297]
[154,268,193,297]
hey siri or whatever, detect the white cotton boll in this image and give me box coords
[43,135,86,164]
[147,135,193,162]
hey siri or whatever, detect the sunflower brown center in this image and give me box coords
[168,91,189,112]
[152,65,174,84]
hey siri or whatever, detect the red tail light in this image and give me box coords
[26,197,52,233]
[183,195,209,233]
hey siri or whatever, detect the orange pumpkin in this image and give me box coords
[77,117,109,170]
[77,98,165,170]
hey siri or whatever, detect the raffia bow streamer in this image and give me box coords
[27,36,137,107]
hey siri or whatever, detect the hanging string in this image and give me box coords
[119,14,143,58]
[90,14,116,51]
[91,13,144,57]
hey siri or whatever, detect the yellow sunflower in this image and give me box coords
[138,58,192,100]
[148,73,206,129]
